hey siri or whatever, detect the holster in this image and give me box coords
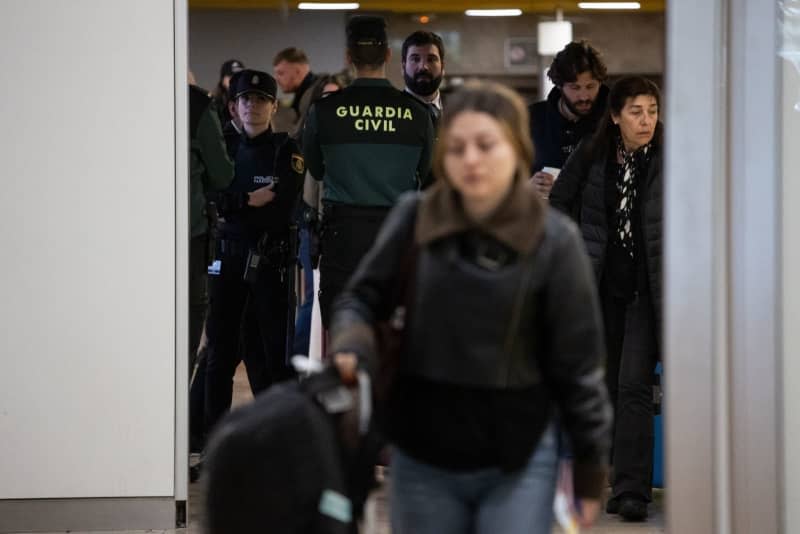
[240,231,292,285]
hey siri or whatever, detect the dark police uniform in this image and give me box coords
[303,78,433,326]
[203,70,304,435]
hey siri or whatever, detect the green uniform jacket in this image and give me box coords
[189,85,235,237]
[302,78,434,207]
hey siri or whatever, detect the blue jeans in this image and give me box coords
[292,228,314,355]
[390,424,558,534]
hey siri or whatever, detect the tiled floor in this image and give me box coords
[14,363,664,534]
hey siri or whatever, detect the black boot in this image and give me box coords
[605,495,621,514]
[619,495,648,521]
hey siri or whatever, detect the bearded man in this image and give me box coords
[529,40,609,198]
[401,31,446,128]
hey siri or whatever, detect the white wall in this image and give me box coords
[0,0,177,499]
[783,38,800,533]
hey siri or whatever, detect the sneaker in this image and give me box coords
[619,496,648,521]
[605,496,621,514]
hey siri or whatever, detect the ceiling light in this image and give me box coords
[538,21,573,55]
[465,9,523,16]
[298,2,360,9]
[411,13,436,24]
[578,2,641,9]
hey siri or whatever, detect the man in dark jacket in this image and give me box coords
[529,41,609,198]
[272,47,328,141]
[303,15,434,327]
[401,31,445,129]
[401,30,445,189]
[272,48,329,357]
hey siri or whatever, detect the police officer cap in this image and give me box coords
[232,69,277,101]
[220,59,245,79]
[347,15,387,48]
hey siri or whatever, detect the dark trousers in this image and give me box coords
[318,205,389,327]
[602,290,659,502]
[203,244,294,435]
[189,234,210,371]
[189,234,209,452]
[189,351,207,452]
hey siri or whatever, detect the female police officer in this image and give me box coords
[204,69,304,436]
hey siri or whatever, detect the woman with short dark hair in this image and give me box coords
[550,76,664,522]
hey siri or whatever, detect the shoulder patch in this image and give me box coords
[291,153,305,174]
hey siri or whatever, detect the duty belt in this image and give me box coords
[217,238,248,257]
[218,235,289,256]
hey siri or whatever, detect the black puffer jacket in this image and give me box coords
[549,138,664,335]
[329,185,612,498]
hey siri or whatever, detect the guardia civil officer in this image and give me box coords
[204,69,305,436]
[303,15,434,327]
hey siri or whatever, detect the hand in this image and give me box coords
[333,351,358,385]
[576,498,601,528]
[247,184,276,207]
[530,171,555,199]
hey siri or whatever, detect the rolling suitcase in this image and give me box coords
[203,366,378,534]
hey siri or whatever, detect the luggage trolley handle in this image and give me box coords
[292,358,373,436]
[355,370,371,436]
